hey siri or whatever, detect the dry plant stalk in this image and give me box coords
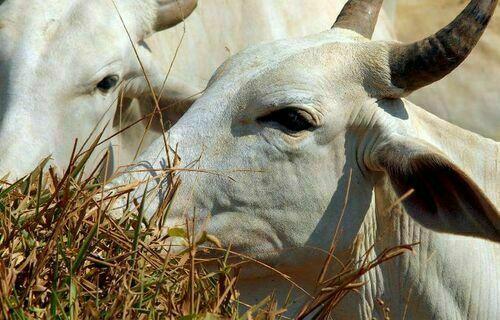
[0,133,412,319]
[296,244,416,319]
[0,136,245,319]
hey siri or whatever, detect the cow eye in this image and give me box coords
[96,75,119,93]
[257,107,315,133]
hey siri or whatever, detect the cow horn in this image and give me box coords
[332,0,384,39]
[389,0,498,93]
[155,0,198,31]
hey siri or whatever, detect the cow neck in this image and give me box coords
[238,100,499,318]
[361,101,500,319]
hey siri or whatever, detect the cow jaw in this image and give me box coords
[112,30,391,271]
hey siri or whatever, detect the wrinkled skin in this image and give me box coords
[115,19,500,320]
[1,2,499,317]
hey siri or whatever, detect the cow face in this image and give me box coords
[123,0,499,273]
[137,30,391,269]
[0,0,196,178]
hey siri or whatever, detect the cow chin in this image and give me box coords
[194,210,326,278]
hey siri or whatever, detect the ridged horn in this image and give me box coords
[332,0,384,39]
[389,0,498,93]
[155,0,198,31]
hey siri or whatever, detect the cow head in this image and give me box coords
[118,0,499,272]
[0,0,197,179]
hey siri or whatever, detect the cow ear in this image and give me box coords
[371,135,500,242]
[154,0,197,32]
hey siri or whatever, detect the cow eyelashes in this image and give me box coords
[257,107,316,133]
[96,75,120,93]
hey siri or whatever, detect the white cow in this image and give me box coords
[0,0,199,179]
[0,0,397,180]
[115,0,500,318]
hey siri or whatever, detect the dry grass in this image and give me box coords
[0,136,413,319]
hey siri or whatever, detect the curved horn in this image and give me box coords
[332,0,384,39]
[389,0,498,93]
[155,0,198,31]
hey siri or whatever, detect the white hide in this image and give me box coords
[140,0,500,147]
[1,0,498,182]
[0,0,165,178]
[0,0,395,180]
[115,24,500,320]
[122,0,397,160]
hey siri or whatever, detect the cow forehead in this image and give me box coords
[205,29,367,113]
[0,0,156,52]
[215,28,364,80]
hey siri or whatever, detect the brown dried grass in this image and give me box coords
[0,136,413,319]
